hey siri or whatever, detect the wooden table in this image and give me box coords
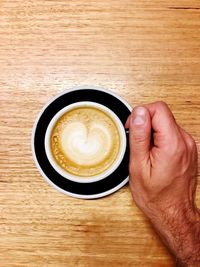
[0,0,200,266]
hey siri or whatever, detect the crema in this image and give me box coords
[50,107,120,177]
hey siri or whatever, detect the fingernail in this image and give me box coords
[132,107,146,125]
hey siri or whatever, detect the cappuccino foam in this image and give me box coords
[51,107,120,177]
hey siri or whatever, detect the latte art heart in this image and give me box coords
[51,107,120,177]
[61,122,112,165]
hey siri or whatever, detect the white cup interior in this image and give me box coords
[45,101,127,183]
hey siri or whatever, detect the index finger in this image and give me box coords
[145,101,180,146]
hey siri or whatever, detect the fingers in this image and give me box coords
[145,101,180,147]
[129,107,151,167]
[179,126,197,153]
[127,101,192,164]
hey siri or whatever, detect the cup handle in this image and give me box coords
[125,128,129,135]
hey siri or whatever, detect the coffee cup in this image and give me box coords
[44,101,127,183]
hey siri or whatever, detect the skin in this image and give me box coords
[125,101,200,266]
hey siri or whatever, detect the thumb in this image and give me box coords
[129,106,151,167]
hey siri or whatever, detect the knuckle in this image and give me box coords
[155,101,175,120]
[181,129,197,152]
[156,101,169,110]
[190,136,196,144]
[188,136,197,151]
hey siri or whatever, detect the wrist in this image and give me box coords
[146,203,200,266]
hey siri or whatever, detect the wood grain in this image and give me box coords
[0,0,200,266]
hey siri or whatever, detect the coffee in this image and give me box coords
[50,107,120,177]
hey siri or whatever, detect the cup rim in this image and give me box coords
[31,86,132,199]
[44,101,127,183]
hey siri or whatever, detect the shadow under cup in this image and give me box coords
[44,101,127,183]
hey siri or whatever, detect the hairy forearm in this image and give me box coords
[148,206,200,266]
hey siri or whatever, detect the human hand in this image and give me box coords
[125,101,200,266]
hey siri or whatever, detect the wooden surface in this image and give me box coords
[0,0,200,266]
